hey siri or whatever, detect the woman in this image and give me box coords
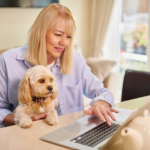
[0,3,118,127]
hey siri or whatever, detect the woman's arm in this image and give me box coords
[0,54,14,126]
[77,53,119,125]
[2,114,15,126]
[2,113,47,126]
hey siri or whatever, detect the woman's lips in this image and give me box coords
[55,47,64,52]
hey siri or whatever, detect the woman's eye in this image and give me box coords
[55,34,61,36]
[67,36,71,39]
[39,79,45,83]
[50,78,53,82]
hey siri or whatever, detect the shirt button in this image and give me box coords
[60,99,62,101]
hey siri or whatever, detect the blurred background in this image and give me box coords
[0,0,149,103]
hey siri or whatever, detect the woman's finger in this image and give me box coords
[107,109,116,121]
[110,108,119,113]
[107,108,119,121]
[100,107,111,125]
[84,106,96,115]
[93,106,106,122]
[84,109,93,115]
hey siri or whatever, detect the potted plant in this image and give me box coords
[132,23,148,55]
[122,23,148,55]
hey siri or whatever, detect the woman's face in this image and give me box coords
[46,18,72,64]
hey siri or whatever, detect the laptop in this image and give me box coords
[41,101,150,150]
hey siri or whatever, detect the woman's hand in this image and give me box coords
[31,113,47,121]
[2,113,47,126]
[31,99,47,121]
[84,100,119,125]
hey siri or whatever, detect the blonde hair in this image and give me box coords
[24,3,76,74]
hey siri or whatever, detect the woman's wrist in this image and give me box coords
[2,114,15,126]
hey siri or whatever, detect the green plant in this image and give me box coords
[122,23,148,47]
[132,23,148,47]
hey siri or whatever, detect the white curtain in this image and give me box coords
[122,0,140,15]
[89,0,115,57]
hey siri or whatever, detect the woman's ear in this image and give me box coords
[18,73,32,104]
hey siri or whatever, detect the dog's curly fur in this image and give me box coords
[14,65,59,128]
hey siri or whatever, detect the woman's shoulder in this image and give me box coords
[1,45,27,60]
[72,49,87,70]
[73,49,85,61]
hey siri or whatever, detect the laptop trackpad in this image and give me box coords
[63,122,89,133]
[63,115,103,133]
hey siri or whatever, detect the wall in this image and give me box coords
[0,8,42,50]
[60,0,90,57]
[0,0,90,58]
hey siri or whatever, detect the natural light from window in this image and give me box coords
[119,0,149,76]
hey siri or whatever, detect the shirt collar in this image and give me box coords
[16,44,61,69]
[16,44,34,68]
[55,57,60,67]
[16,44,27,60]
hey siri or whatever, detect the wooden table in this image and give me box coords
[0,96,150,150]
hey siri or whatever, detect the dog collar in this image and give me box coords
[32,97,46,102]
[32,97,46,107]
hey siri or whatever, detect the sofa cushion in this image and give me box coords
[86,57,116,82]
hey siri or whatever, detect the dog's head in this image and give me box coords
[18,65,58,104]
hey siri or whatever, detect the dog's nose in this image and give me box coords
[47,86,53,91]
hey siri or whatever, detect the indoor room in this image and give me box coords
[0,0,150,150]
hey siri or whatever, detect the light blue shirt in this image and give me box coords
[0,45,114,125]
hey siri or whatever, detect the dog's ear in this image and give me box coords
[18,73,32,104]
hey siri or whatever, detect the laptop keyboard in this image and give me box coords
[70,122,120,147]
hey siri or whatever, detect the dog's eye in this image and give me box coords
[50,78,53,82]
[39,79,45,83]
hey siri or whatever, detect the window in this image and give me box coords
[119,0,149,75]
[103,0,149,103]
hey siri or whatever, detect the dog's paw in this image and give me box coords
[14,117,19,125]
[19,117,32,128]
[46,115,59,126]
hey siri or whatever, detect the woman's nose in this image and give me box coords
[60,36,69,47]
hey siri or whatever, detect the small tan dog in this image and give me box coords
[14,65,59,128]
